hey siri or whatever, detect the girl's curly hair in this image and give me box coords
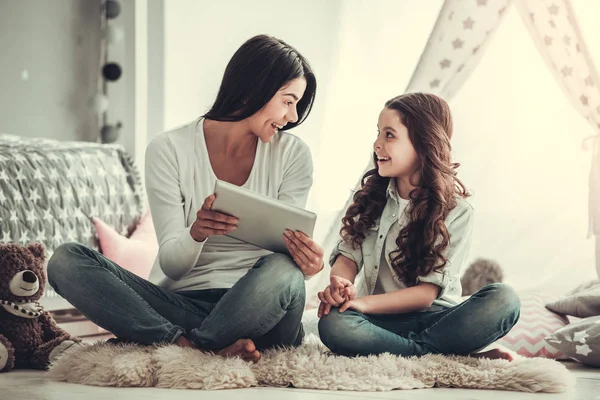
[340,93,469,286]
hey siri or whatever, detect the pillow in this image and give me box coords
[545,283,600,318]
[93,212,158,279]
[496,292,569,359]
[545,315,600,367]
[567,279,599,295]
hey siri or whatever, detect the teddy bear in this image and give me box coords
[0,242,80,372]
[460,257,504,296]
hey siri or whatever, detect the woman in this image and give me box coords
[47,35,323,362]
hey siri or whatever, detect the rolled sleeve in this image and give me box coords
[329,239,364,272]
[418,270,451,298]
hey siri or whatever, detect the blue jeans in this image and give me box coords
[318,283,520,357]
[47,243,306,350]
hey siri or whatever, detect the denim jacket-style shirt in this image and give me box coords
[329,180,474,309]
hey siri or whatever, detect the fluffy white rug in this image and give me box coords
[48,334,575,392]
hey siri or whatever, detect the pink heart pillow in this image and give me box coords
[93,212,158,279]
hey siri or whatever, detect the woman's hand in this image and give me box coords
[283,230,324,276]
[339,297,368,314]
[317,275,356,317]
[190,194,238,242]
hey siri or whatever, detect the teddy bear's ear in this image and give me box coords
[27,243,46,260]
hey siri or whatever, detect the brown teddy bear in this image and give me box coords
[0,243,80,372]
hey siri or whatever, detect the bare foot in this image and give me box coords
[174,336,195,348]
[471,348,515,361]
[217,339,261,363]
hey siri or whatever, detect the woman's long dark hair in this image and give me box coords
[341,92,469,286]
[202,34,316,130]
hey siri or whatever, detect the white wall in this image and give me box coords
[109,0,138,160]
[0,0,101,142]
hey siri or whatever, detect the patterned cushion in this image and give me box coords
[496,292,569,359]
[545,315,600,366]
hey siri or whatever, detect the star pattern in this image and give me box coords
[524,0,600,136]
[0,134,145,292]
[404,0,510,97]
[1,231,12,243]
[575,344,592,356]
[548,3,559,15]
[581,95,589,106]
[584,76,594,87]
[573,330,589,343]
[552,316,600,363]
[402,0,600,179]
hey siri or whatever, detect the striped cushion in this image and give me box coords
[496,292,568,359]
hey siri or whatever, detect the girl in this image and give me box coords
[317,93,520,359]
[47,35,325,363]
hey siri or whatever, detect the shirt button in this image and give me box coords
[392,214,396,218]
[379,235,383,239]
[374,265,379,269]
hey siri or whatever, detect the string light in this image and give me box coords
[91,0,123,144]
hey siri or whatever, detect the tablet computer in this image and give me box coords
[211,180,317,255]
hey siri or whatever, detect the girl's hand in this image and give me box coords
[283,230,324,276]
[339,297,368,314]
[318,300,332,318]
[344,284,357,301]
[190,194,238,242]
[317,276,355,317]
